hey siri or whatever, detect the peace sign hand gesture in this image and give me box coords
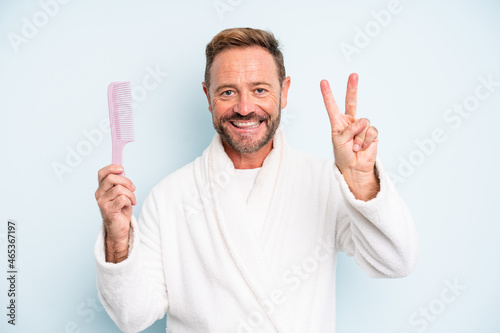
[320,74,380,201]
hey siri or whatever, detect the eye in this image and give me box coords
[222,90,234,96]
[255,88,266,94]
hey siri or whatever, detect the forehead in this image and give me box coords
[210,46,279,86]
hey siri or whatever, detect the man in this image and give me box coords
[94,27,418,333]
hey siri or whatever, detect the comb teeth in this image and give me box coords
[108,82,134,141]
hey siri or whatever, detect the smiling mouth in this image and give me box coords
[229,120,263,129]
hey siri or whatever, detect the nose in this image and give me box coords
[233,91,255,116]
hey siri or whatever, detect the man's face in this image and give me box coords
[203,46,290,154]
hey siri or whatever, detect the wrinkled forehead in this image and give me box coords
[210,46,280,88]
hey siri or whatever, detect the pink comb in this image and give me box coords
[108,82,134,175]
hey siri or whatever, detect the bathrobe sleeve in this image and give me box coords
[94,187,169,333]
[333,157,419,278]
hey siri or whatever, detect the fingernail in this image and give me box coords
[117,166,124,171]
[353,144,360,151]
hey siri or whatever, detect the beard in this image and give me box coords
[213,100,281,154]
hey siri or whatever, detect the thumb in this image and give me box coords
[337,118,368,143]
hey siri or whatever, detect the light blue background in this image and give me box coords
[1,0,499,332]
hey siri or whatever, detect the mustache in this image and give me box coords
[221,112,269,122]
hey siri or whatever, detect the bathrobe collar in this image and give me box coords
[204,126,292,332]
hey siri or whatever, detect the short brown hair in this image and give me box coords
[204,27,286,90]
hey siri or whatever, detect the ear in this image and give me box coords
[202,82,212,113]
[280,76,291,109]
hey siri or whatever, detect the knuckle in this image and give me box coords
[107,173,117,184]
[97,197,105,207]
[114,184,125,194]
[98,166,110,178]
[118,194,130,206]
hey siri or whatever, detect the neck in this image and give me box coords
[222,139,273,169]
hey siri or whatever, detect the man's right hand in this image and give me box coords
[95,164,137,263]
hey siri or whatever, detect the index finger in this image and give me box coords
[98,164,124,184]
[320,79,342,128]
[345,73,358,118]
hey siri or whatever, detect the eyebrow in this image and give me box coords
[214,82,274,93]
[250,82,274,88]
[214,84,238,93]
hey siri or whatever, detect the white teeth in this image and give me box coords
[232,121,260,129]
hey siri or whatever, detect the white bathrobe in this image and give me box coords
[94,126,418,333]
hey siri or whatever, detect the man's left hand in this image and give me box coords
[320,73,380,201]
